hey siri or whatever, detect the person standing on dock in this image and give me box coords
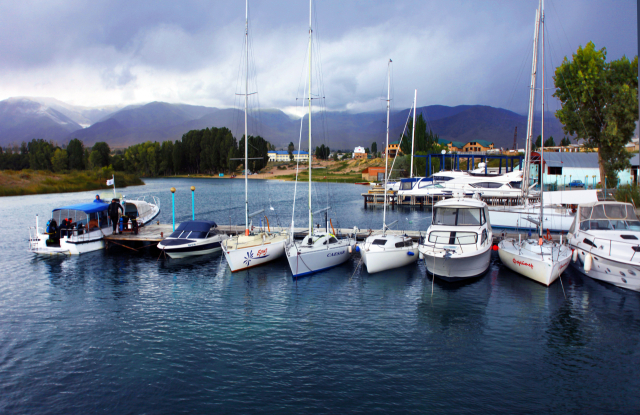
[108,198,123,232]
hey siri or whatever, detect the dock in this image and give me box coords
[103,222,562,251]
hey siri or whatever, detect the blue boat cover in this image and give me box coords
[52,201,109,214]
[400,178,422,183]
[175,220,217,232]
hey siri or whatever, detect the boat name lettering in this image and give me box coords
[257,248,268,257]
[327,250,345,257]
[513,258,533,269]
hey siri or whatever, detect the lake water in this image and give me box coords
[1,178,639,414]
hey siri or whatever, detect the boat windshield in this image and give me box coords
[433,207,484,226]
[578,203,640,231]
[428,231,478,245]
[169,230,209,239]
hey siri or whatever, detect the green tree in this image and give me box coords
[288,142,295,161]
[560,137,572,146]
[67,138,85,170]
[172,140,183,174]
[545,136,555,147]
[371,142,377,155]
[90,142,111,168]
[554,41,638,185]
[27,139,55,170]
[51,149,68,172]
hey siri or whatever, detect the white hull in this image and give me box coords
[286,239,353,277]
[29,228,112,255]
[488,206,574,232]
[165,245,222,259]
[223,233,287,272]
[359,243,418,274]
[572,250,640,292]
[422,247,491,280]
[498,240,571,286]
[160,235,229,259]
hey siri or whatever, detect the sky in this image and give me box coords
[0,0,636,116]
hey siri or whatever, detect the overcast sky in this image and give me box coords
[0,0,636,116]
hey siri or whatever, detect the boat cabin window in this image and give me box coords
[394,239,413,248]
[434,207,483,226]
[428,231,478,245]
[401,181,418,190]
[418,182,443,189]
[470,182,503,189]
[432,175,453,182]
[578,203,640,231]
[371,239,387,246]
[328,237,338,244]
[509,181,522,189]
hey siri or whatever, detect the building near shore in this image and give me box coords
[383,141,402,158]
[353,146,367,159]
[531,152,635,186]
[268,150,309,162]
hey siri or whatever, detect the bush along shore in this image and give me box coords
[0,169,144,197]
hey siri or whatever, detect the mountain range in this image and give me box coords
[0,97,567,151]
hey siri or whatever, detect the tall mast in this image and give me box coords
[244,0,249,233]
[410,89,417,178]
[383,59,391,235]
[308,0,313,236]
[539,0,545,237]
[523,4,541,203]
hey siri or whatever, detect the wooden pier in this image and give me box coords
[103,222,561,251]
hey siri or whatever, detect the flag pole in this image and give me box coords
[112,174,116,196]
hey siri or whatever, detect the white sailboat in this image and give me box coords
[498,0,572,286]
[222,0,288,272]
[358,60,419,274]
[285,0,355,278]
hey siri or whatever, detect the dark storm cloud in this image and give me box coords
[0,0,635,113]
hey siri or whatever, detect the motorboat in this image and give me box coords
[158,220,229,259]
[222,1,288,272]
[122,195,161,225]
[419,194,493,280]
[568,202,640,292]
[28,199,113,255]
[358,60,419,274]
[285,1,354,278]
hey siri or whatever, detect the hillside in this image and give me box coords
[0,97,568,150]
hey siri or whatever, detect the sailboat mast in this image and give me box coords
[383,59,391,235]
[523,4,541,203]
[410,89,416,178]
[308,0,313,236]
[539,0,545,237]
[244,0,249,233]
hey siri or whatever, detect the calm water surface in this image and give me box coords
[1,178,639,414]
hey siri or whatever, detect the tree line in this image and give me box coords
[0,126,273,176]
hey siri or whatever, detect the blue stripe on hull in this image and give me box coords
[291,263,342,279]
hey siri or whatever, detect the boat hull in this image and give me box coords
[287,241,353,277]
[571,249,640,292]
[360,245,418,273]
[422,247,491,281]
[498,242,571,286]
[223,234,287,272]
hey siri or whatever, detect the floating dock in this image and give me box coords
[104,222,561,251]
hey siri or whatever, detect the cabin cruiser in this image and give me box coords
[158,220,229,259]
[28,199,113,255]
[568,202,640,292]
[419,194,493,281]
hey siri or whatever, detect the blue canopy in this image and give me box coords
[52,201,108,214]
[175,220,217,232]
[400,177,424,183]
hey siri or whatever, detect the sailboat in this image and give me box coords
[285,0,355,278]
[497,0,572,286]
[222,0,288,272]
[357,60,419,274]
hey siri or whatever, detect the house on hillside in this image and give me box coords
[268,150,309,162]
[438,139,465,152]
[461,140,494,152]
[383,140,402,158]
[353,146,367,159]
[361,167,386,182]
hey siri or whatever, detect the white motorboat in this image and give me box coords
[568,202,640,292]
[28,199,114,255]
[222,0,287,272]
[285,0,354,278]
[419,195,493,281]
[158,220,229,259]
[359,61,419,274]
[497,0,572,286]
[123,195,161,225]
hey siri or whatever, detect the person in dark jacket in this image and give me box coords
[108,199,124,232]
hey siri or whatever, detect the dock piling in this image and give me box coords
[191,186,195,220]
[170,187,176,231]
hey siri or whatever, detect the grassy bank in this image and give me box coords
[274,172,363,183]
[0,170,144,197]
